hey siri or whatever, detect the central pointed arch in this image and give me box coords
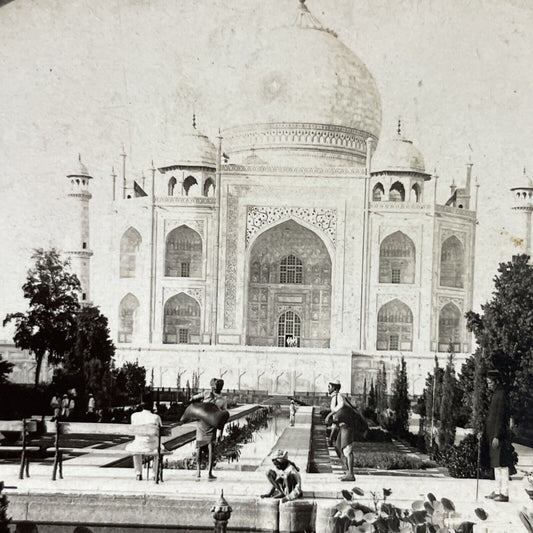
[246,219,331,348]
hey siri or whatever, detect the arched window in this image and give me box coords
[204,178,215,197]
[183,175,198,196]
[389,181,405,202]
[440,236,464,288]
[118,293,139,344]
[119,227,142,278]
[438,303,462,352]
[168,177,177,196]
[279,254,303,284]
[373,183,384,201]
[377,299,413,351]
[165,225,202,277]
[277,311,301,347]
[412,183,421,203]
[163,293,201,344]
[379,231,415,284]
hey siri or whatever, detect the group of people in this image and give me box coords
[50,390,96,421]
[78,369,514,503]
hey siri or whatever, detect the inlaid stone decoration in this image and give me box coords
[246,206,337,246]
[223,194,240,329]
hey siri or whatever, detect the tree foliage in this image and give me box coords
[3,249,81,384]
[438,351,457,449]
[466,254,533,422]
[58,304,115,410]
[113,361,146,405]
[0,481,10,533]
[390,356,410,436]
[0,356,13,385]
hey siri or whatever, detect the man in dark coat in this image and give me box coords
[484,369,511,502]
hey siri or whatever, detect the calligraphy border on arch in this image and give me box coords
[245,206,337,247]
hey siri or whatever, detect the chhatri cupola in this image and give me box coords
[370,122,430,203]
[222,0,382,167]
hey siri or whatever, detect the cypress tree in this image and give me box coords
[391,357,410,436]
[438,350,457,449]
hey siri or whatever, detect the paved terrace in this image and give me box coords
[2,406,533,532]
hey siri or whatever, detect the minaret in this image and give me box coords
[66,155,93,302]
[510,168,533,256]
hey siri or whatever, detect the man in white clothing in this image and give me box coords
[324,380,345,446]
[126,400,162,481]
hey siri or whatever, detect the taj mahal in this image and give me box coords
[63,0,478,395]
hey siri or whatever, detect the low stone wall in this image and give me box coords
[8,492,280,531]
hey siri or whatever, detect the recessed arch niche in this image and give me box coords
[246,219,331,348]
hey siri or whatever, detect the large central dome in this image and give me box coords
[223,0,382,166]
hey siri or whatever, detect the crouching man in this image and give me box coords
[261,450,302,503]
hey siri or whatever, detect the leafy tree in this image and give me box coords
[390,356,410,436]
[3,249,80,385]
[466,254,533,423]
[438,350,457,449]
[0,481,10,533]
[0,356,13,385]
[59,305,115,410]
[457,355,476,425]
[113,361,146,405]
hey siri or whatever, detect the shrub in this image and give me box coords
[444,433,491,479]
[351,451,436,470]
[0,481,10,533]
[443,433,518,479]
[366,428,392,442]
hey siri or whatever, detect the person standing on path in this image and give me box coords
[324,380,346,446]
[484,369,513,502]
[289,400,296,426]
[87,393,96,419]
[50,393,60,420]
[60,394,70,419]
[193,378,226,480]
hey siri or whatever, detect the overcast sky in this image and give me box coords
[1,0,532,339]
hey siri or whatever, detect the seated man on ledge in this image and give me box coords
[261,450,302,503]
[126,398,162,481]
